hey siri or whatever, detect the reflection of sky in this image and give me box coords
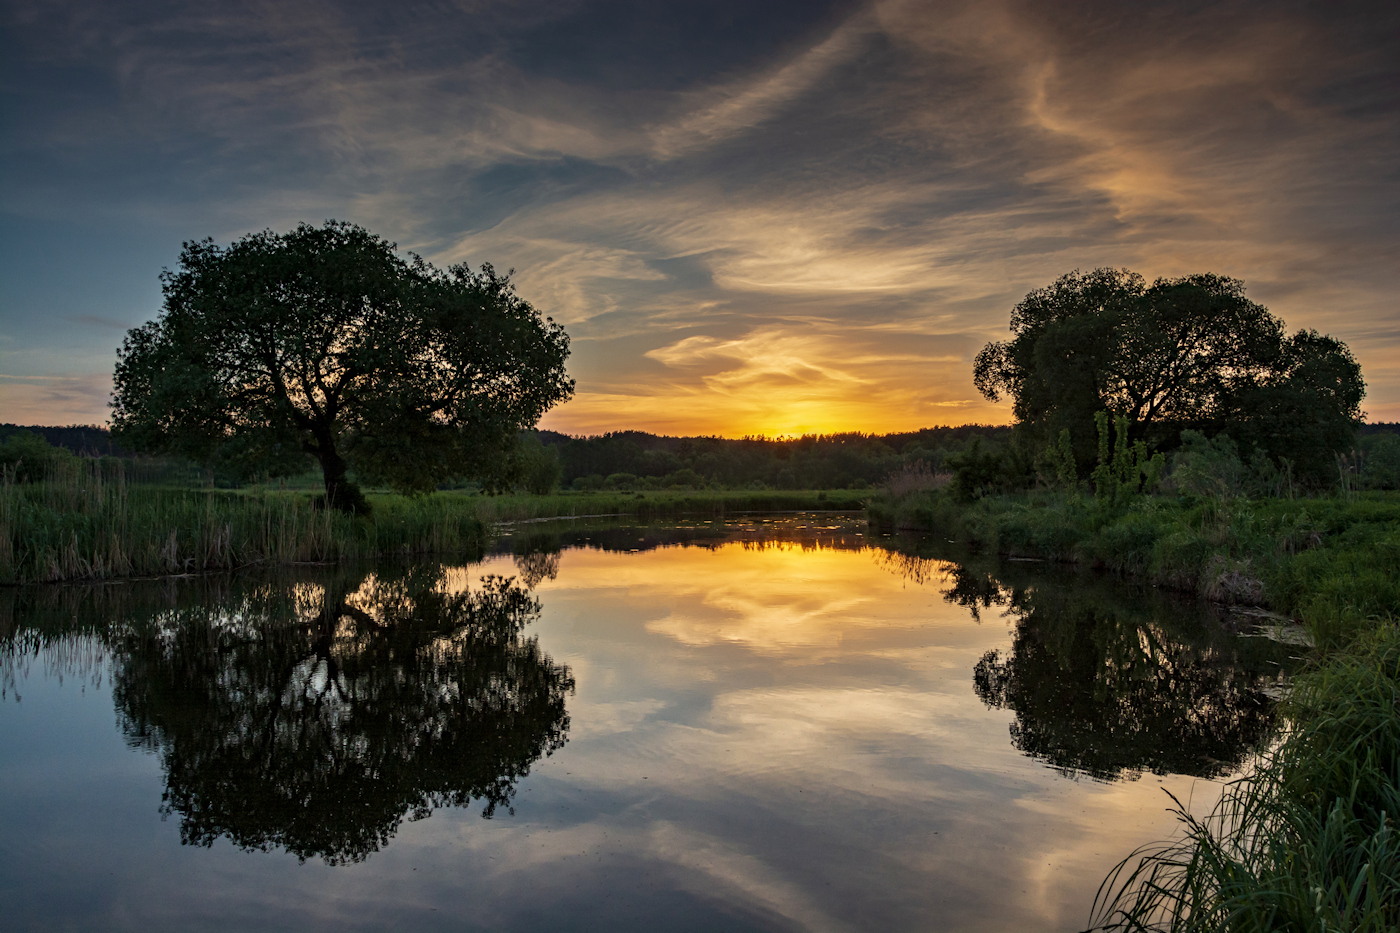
[2,1,1398,430]
[1,540,1235,931]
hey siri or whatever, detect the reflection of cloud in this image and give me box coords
[398,544,1241,930]
[647,822,856,933]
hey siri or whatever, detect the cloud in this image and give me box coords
[648,12,877,159]
[3,0,1398,429]
[0,372,112,425]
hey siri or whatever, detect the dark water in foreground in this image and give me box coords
[0,515,1294,932]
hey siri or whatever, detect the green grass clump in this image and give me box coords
[1090,622,1400,932]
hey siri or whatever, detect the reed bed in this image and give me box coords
[867,489,1400,648]
[2,464,867,585]
[1089,621,1400,932]
[0,461,488,584]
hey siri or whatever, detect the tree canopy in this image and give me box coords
[973,269,1364,482]
[111,221,574,510]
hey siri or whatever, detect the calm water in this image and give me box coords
[0,515,1292,932]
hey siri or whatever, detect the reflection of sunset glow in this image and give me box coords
[428,540,1241,930]
[534,541,969,653]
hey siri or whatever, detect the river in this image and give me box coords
[0,514,1293,932]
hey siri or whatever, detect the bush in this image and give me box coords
[603,472,638,491]
[0,431,77,482]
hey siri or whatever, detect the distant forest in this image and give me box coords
[6,422,1399,492]
[534,426,1016,490]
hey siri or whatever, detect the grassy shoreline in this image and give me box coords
[868,488,1399,648]
[869,486,1400,930]
[1,469,868,585]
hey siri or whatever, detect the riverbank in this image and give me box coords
[869,486,1400,930]
[0,472,868,584]
[868,489,1399,648]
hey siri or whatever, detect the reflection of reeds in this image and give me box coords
[871,548,954,586]
[1090,622,1400,932]
[0,461,487,584]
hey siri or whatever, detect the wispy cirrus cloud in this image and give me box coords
[3,0,1397,429]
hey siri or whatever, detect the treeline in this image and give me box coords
[0,423,127,456]
[535,426,1013,491]
[7,421,1400,495]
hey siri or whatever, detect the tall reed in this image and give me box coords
[1089,622,1400,932]
[0,460,487,584]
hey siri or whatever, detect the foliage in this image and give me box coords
[1356,432,1400,490]
[513,432,563,495]
[974,268,1364,483]
[946,436,1014,501]
[868,486,1400,646]
[1091,412,1166,502]
[0,459,488,584]
[883,459,952,497]
[1090,623,1400,932]
[0,430,77,482]
[546,425,1013,492]
[111,221,573,511]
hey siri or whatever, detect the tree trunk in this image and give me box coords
[315,439,367,514]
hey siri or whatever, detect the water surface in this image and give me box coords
[0,515,1291,932]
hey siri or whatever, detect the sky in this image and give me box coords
[2,0,1398,436]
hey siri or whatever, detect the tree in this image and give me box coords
[111,221,574,511]
[973,269,1364,482]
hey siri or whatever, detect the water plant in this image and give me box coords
[1089,622,1400,932]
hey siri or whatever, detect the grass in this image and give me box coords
[464,487,868,523]
[869,484,1400,931]
[0,462,869,585]
[868,488,1400,648]
[1089,622,1400,932]
[0,463,487,584]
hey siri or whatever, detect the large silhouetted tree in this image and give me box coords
[111,221,574,511]
[973,269,1364,481]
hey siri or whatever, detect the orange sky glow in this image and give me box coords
[3,1,1397,434]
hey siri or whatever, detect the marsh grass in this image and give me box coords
[468,488,868,523]
[1,463,868,584]
[868,489,1400,648]
[0,460,488,584]
[1089,622,1400,932]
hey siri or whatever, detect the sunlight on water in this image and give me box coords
[0,516,1290,932]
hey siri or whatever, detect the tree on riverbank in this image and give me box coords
[973,269,1364,483]
[111,221,574,511]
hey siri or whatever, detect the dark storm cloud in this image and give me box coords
[2,0,1397,429]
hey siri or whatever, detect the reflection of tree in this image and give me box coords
[967,579,1279,780]
[512,541,561,589]
[111,565,573,864]
[871,539,1284,781]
